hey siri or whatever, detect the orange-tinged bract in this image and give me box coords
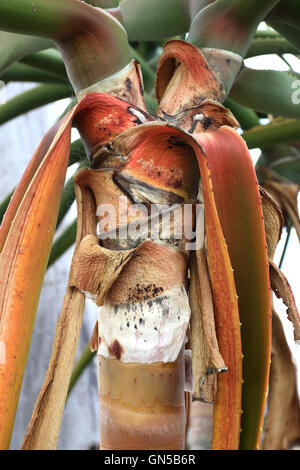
[0,110,75,449]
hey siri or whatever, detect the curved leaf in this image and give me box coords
[0,31,51,75]
[0,109,75,449]
[270,156,300,184]
[119,0,193,41]
[243,119,300,149]
[0,84,73,126]
[267,20,300,50]
[231,68,300,120]
[0,62,68,84]
[188,0,279,57]
[196,126,271,449]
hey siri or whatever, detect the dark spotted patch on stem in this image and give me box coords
[125,77,132,93]
[127,284,164,302]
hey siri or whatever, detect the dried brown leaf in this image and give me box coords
[263,180,300,243]
[21,288,85,450]
[189,248,226,403]
[260,186,284,260]
[269,260,300,342]
[156,40,224,116]
[69,234,134,306]
[262,310,300,450]
[21,174,97,449]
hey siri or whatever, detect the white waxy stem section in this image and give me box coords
[77,61,135,100]
[97,284,191,363]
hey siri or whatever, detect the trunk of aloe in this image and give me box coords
[99,354,187,449]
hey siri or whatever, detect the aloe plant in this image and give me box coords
[0,0,300,451]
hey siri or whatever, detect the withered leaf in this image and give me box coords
[262,310,300,450]
[269,260,300,342]
[189,248,226,403]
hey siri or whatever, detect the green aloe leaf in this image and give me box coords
[270,156,300,183]
[119,0,192,41]
[48,219,77,268]
[67,344,96,397]
[188,0,279,58]
[243,119,300,149]
[231,68,300,120]
[225,98,259,130]
[56,160,88,228]
[87,0,119,7]
[20,49,68,80]
[0,190,14,225]
[0,84,73,125]
[246,36,299,58]
[267,20,300,50]
[0,62,68,84]
[267,0,300,30]
[0,31,51,74]
[0,0,131,94]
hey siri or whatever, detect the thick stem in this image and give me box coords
[98,351,186,449]
[188,0,279,94]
